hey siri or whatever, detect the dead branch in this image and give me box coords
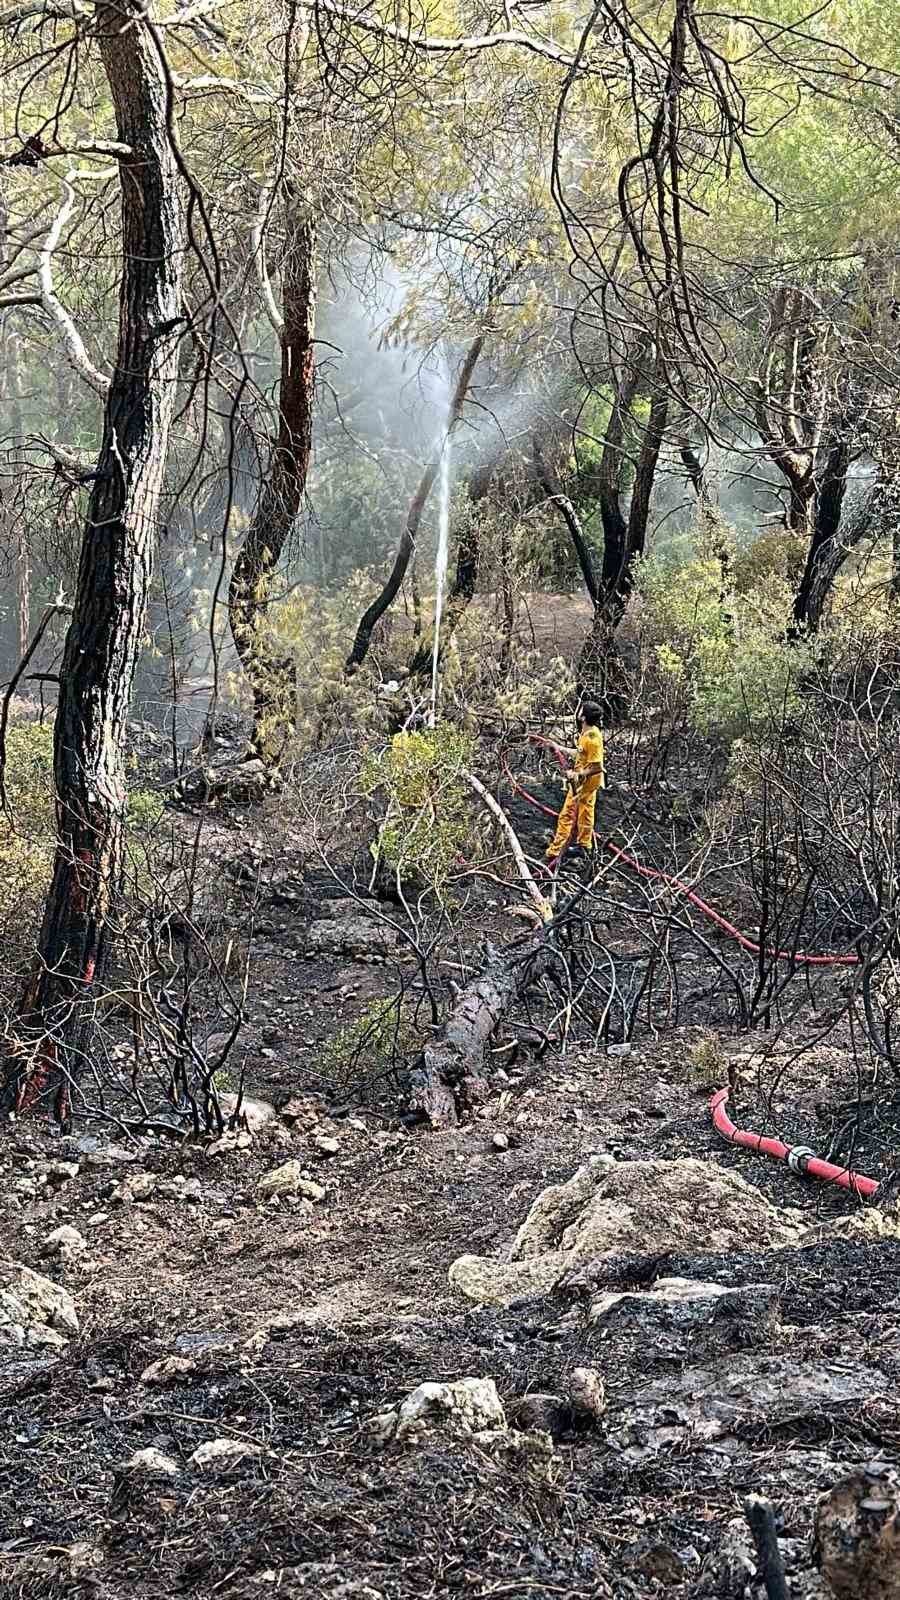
[461,769,552,923]
[38,172,112,397]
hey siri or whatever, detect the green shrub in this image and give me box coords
[0,720,165,964]
[637,546,817,742]
[686,1029,727,1086]
[320,997,420,1091]
[360,725,476,891]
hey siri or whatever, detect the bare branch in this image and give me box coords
[38,172,111,397]
[251,183,282,337]
[300,0,581,67]
[462,770,552,924]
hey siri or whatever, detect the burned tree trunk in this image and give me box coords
[791,437,851,632]
[795,475,881,633]
[345,334,485,676]
[533,438,599,604]
[228,193,316,762]
[3,0,184,1122]
[408,932,554,1126]
[537,348,667,710]
[749,284,871,633]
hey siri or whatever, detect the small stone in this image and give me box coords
[189,1438,262,1474]
[569,1367,606,1422]
[45,1161,80,1185]
[313,1134,340,1157]
[382,1377,507,1444]
[140,1355,199,1385]
[491,1133,510,1152]
[122,1447,178,1477]
[219,1093,276,1135]
[82,1142,138,1168]
[40,1225,87,1263]
[110,1171,157,1205]
[280,1096,316,1124]
[257,1160,324,1199]
[157,1177,202,1202]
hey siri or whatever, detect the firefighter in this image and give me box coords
[546,700,605,865]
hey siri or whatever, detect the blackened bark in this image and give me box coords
[345,334,485,675]
[791,438,851,631]
[555,355,667,706]
[4,0,184,1121]
[794,477,880,633]
[228,194,316,762]
[533,438,599,602]
[619,382,667,603]
[594,360,643,605]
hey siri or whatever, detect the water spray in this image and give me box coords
[427,354,453,729]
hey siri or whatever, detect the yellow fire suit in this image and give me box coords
[547,725,605,858]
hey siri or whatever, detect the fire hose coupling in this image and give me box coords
[786,1145,816,1174]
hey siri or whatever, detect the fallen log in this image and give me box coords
[407,929,557,1127]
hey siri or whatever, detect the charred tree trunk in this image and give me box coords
[539,351,667,711]
[791,438,851,632]
[345,334,485,676]
[594,357,645,611]
[753,285,827,609]
[3,0,184,1122]
[228,195,316,763]
[533,439,599,603]
[795,474,881,633]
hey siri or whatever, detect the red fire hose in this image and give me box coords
[710,1087,879,1199]
[504,734,880,1200]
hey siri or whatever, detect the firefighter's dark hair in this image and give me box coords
[578,700,604,729]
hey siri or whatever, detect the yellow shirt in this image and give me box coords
[575,726,605,785]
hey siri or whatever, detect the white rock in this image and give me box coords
[110,1171,157,1205]
[0,1261,79,1350]
[157,1176,202,1202]
[40,1225,87,1263]
[140,1355,199,1385]
[219,1092,276,1134]
[385,1377,507,1443]
[313,1133,340,1157]
[82,1142,138,1168]
[190,1438,262,1474]
[124,1447,179,1477]
[491,1133,510,1152]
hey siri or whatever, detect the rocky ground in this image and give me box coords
[3,1019,900,1600]
[3,716,899,1598]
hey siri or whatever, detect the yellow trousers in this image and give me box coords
[547,779,600,857]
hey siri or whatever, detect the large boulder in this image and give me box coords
[0,1261,79,1350]
[450,1156,802,1307]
